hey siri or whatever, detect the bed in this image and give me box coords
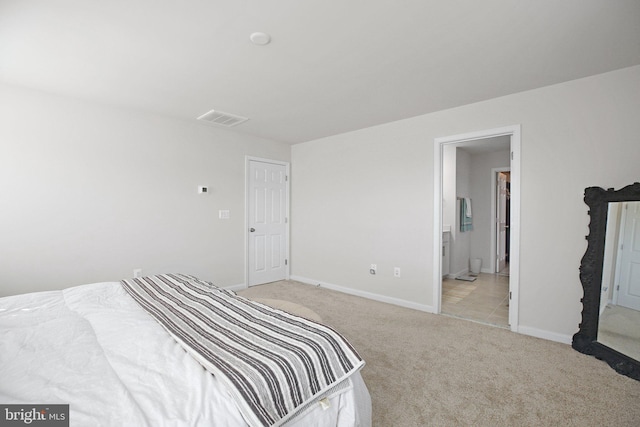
[0,274,371,426]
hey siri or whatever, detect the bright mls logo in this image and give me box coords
[0,405,68,427]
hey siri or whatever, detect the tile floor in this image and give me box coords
[442,272,510,328]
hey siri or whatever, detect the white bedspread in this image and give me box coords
[0,282,371,426]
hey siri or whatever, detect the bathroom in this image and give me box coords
[440,137,511,327]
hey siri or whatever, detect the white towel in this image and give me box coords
[464,197,472,217]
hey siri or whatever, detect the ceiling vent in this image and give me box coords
[197,109,249,127]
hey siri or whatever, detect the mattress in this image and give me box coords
[0,281,371,426]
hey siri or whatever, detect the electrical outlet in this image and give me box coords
[370,264,377,275]
[394,267,401,278]
[133,268,142,278]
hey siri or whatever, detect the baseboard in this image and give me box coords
[291,276,571,345]
[517,325,572,345]
[290,275,434,313]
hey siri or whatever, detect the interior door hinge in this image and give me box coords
[285,259,288,266]
[509,291,512,300]
[511,152,514,160]
[285,175,288,181]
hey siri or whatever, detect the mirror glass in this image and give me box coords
[599,201,640,362]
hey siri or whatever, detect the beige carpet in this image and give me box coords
[599,304,640,362]
[238,280,640,427]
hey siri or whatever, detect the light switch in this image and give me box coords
[219,210,230,219]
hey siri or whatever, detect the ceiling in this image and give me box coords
[1,1,639,144]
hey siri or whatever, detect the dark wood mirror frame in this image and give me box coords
[572,182,640,381]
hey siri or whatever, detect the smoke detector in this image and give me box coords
[250,32,271,45]
[197,109,249,127]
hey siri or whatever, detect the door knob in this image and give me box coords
[250,228,255,232]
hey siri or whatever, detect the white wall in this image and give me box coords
[291,65,640,342]
[0,83,290,297]
[468,149,511,272]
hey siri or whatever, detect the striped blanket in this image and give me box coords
[120,274,365,427]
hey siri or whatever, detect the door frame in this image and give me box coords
[491,167,511,274]
[433,125,521,332]
[244,156,291,287]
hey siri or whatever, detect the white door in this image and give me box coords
[248,160,288,286]
[496,172,508,273]
[617,202,640,311]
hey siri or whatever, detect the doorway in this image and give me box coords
[433,126,520,332]
[245,157,290,287]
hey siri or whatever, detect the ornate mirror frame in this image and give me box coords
[572,182,640,381]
